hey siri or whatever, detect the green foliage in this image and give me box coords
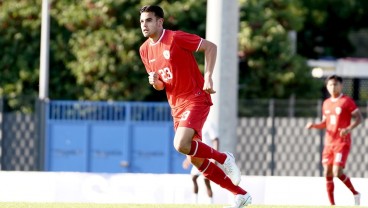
[50,0,150,101]
[0,0,41,110]
[0,0,207,107]
[238,0,322,99]
[298,0,368,58]
[4,0,366,111]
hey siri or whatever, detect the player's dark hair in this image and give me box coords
[325,74,343,85]
[140,5,164,19]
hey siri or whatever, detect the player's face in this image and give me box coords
[140,12,163,39]
[326,79,342,98]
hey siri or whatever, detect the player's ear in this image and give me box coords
[159,18,164,26]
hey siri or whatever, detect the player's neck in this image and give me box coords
[330,93,343,100]
[149,28,164,43]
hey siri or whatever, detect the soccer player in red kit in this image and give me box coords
[306,75,362,206]
[139,5,251,207]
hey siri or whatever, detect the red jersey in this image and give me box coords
[322,94,358,145]
[139,29,212,109]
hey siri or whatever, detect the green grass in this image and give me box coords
[0,203,367,208]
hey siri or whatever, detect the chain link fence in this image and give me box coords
[0,97,367,177]
[236,99,368,177]
[0,97,41,171]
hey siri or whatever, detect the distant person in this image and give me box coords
[183,121,219,204]
[139,5,251,207]
[306,75,362,206]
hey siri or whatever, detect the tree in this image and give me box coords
[0,0,41,112]
[238,0,322,99]
[297,0,368,59]
[2,0,336,112]
[0,0,208,110]
[50,0,150,101]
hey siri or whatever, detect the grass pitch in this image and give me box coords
[0,203,366,208]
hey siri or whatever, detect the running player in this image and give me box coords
[306,74,362,206]
[139,5,251,208]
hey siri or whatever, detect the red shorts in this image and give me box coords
[322,143,351,168]
[171,98,211,140]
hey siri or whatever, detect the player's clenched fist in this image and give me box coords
[148,72,158,85]
[148,72,164,90]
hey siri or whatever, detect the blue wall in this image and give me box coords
[45,101,188,174]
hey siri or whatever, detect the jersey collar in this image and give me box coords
[330,93,343,102]
[150,29,166,45]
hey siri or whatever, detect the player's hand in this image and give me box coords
[339,128,350,137]
[182,158,191,169]
[203,76,216,94]
[148,72,158,85]
[305,122,313,129]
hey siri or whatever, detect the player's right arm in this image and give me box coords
[148,72,165,91]
[305,116,327,129]
[140,44,165,91]
[198,39,217,94]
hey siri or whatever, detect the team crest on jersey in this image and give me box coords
[163,50,170,59]
[335,107,342,115]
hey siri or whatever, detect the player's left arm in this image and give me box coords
[340,108,363,136]
[198,39,217,94]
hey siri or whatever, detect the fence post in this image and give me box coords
[288,95,295,118]
[36,98,47,171]
[268,99,276,175]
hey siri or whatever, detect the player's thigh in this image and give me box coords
[173,103,210,140]
[323,164,333,177]
[173,127,196,152]
[333,144,350,168]
[322,145,334,166]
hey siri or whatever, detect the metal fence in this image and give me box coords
[236,99,368,177]
[236,117,368,177]
[0,97,367,177]
[0,97,40,171]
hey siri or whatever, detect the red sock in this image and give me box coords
[326,177,335,205]
[338,174,359,195]
[188,141,227,164]
[198,159,246,195]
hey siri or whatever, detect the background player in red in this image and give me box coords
[139,5,251,208]
[306,75,362,206]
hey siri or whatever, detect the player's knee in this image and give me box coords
[173,139,192,154]
[333,169,342,177]
[173,143,187,154]
[323,169,333,177]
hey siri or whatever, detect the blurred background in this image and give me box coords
[1,0,368,178]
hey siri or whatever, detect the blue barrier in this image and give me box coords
[45,101,188,174]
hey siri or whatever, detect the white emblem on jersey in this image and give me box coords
[163,50,170,59]
[181,111,190,121]
[335,107,342,115]
[149,59,156,63]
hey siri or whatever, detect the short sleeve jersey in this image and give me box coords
[139,29,211,109]
[322,94,358,145]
